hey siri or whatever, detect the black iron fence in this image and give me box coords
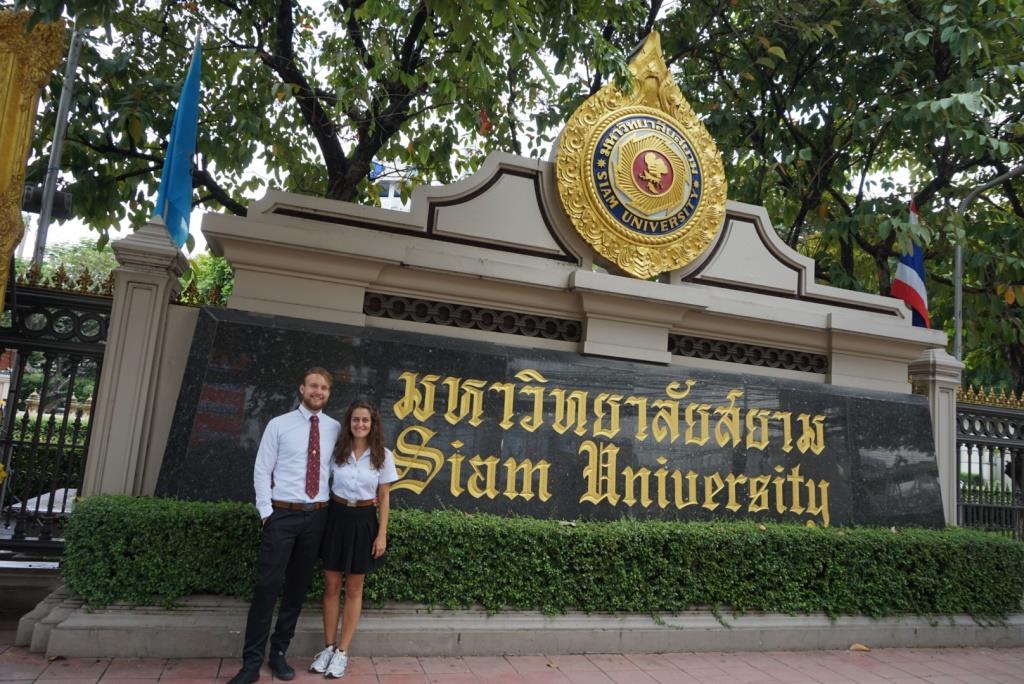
[956,387,1024,540]
[0,284,110,550]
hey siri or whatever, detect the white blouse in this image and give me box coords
[330,447,400,501]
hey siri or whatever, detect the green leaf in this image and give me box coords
[127,115,144,146]
[65,496,1024,618]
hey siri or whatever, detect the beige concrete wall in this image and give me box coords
[203,161,948,396]
[187,152,961,518]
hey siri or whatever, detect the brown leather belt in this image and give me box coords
[331,494,375,507]
[271,500,328,512]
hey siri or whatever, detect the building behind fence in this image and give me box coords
[956,386,1024,540]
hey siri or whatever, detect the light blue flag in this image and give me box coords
[154,40,202,248]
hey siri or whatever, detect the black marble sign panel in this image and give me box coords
[156,308,945,528]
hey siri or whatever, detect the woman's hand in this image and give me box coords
[372,533,387,558]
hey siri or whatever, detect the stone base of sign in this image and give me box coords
[21,588,1024,657]
[1,563,62,646]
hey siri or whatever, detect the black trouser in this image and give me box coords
[241,507,327,668]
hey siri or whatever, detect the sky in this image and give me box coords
[18,207,208,260]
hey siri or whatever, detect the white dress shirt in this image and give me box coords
[254,404,342,520]
[330,447,400,501]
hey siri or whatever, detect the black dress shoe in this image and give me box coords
[268,650,296,681]
[227,667,260,684]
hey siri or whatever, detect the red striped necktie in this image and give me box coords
[305,414,320,498]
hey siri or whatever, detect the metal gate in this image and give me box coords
[956,387,1024,540]
[0,279,111,552]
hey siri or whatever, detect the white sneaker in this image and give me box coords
[309,645,335,674]
[325,649,348,679]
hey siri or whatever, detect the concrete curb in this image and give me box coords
[16,585,70,647]
[25,589,1024,658]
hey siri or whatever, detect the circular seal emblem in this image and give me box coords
[591,114,701,239]
[554,32,726,279]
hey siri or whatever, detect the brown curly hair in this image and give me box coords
[334,399,386,470]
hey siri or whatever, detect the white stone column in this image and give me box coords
[908,348,964,527]
[81,220,187,496]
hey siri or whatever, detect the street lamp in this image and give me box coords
[31,25,84,267]
[952,162,1024,360]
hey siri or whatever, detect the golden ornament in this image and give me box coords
[0,11,65,304]
[555,32,727,279]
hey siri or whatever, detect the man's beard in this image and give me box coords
[302,395,325,410]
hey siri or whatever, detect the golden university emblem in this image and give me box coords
[556,33,727,279]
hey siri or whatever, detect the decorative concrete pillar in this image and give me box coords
[908,348,964,527]
[81,220,187,495]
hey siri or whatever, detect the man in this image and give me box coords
[228,368,341,684]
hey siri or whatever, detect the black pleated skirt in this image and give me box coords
[320,501,382,574]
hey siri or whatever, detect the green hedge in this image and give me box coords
[63,495,1024,617]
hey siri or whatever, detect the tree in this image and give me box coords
[658,0,1024,391]
[22,0,1024,391]
[181,250,234,304]
[12,235,233,306]
[13,236,118,285]
[23,0,650,238]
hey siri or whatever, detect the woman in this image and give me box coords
[309,399,398,679]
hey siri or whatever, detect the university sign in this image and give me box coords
[389,369,832,526]
[157,309,945,530]
[153,31,946,533]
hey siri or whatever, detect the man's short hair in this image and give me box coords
[302,367,333,387]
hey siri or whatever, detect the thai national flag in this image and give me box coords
[890,200,931,328]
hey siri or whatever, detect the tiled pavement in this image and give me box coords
[1,643,1023,684]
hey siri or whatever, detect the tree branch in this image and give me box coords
[994,161,1024,218]
[114,165,161,182]
[341,0,375,71]
[642,0,662,37]
[258,0,348,188]
[192,167,248,216]
[68,137,162,163]
[913,151,993,209]
[506,59,523,155]
[398,1,429,73]
[930,272,987,294]
[853,119,891,207]
[589,21,615,94]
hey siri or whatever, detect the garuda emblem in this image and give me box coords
[556,32,727,279]
[617,135,688,215]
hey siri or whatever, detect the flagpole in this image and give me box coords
[32,23,84,267]
[952,163,1024,360]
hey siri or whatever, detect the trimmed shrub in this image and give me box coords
[63,495,1024,617]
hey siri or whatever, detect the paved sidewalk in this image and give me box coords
[1,643,1023,684]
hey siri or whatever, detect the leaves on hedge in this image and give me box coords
[63,496,1024,618]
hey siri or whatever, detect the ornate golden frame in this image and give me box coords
[0,11,65,304]
[556,32,727,279]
